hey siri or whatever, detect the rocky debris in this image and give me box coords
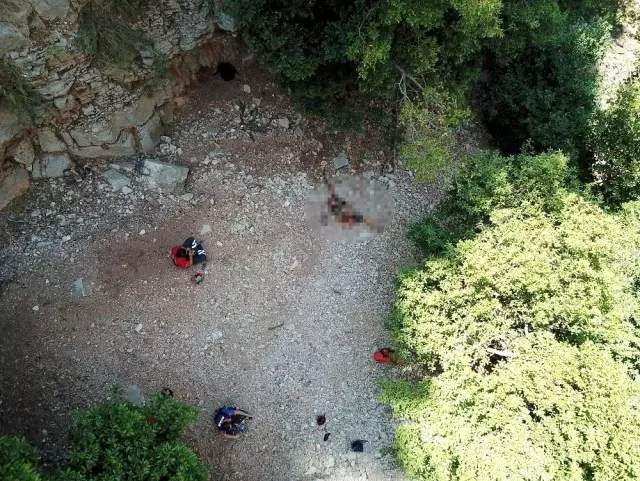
[103,169,131,192]
[121,186,133,195]
[0,165,29,210]
[277,117,290,129]
[200,223,212,235]
[74,278,92,297]
[37,128,66,153]
[332,153,349,170]
[142,158,189,192]
[31,153,73,179]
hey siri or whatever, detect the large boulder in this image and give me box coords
[36,74,75,100]
[0,165,29,210]
[138,112,163,152]
[70,131,137,158]
[142,158,189,192]
[6,137,35,169]
[0,110,25,160]
[32,153,72,178]
[31,0,70,21]
[37,128,66,152]
[0,23,30,56]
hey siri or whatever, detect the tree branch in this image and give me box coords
[486,347,516,358]
[394,64,424,91]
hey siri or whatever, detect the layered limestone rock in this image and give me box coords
[0,0,238,209]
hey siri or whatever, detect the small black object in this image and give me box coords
[324,433,331,442]
[316,414,326,426]
[217,62,238,81]
[161,387,174,397]
[351,439,367,452]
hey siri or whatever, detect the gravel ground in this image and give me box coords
[0,60,445,480]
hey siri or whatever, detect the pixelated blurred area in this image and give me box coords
[305,175,394,243]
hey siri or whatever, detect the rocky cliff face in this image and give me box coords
[0,0,237,210]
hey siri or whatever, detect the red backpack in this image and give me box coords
[171,246,191,269]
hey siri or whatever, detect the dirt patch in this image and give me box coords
[0,55,452,480]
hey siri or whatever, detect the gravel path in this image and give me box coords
[0,64,444,480]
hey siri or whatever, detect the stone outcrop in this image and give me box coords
[0,0,238,209]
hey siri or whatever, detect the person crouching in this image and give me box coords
[171,237,207,268]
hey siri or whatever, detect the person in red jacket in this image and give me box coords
[171,237,207,268]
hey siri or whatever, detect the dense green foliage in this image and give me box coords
[75,0,152,68]
[482,22,608,156]
[386,151,640,480]
[0,59,42,121]
[0,437,41,481]
[0,392,208,481]
[588,78,640,205]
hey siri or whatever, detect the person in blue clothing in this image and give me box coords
[215,406,252,439]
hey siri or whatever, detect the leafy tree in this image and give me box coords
[386,151,640,480]
[588,78,640,205]
[0,392,209,481]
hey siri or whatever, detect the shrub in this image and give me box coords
[399,87,472,182]
[588,78,640,204]
[57,391,209,480]
[0,59,42,121]
[0,392,209,481]
[75,0,152,68]
[0,437,41,481]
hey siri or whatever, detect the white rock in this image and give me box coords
[135,323,143,332]
[32,305,39,312]
[243,84,251,93]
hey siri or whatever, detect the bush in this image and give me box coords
[386,152,640,480]
[588,78,640,204]
[0,392,209,481]
[75,0,152,68]
[0,437,41,481]
[0,59,42,121]
[407,150,571,253]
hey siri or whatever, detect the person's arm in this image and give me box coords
[187,249,194,266]
[220,432,241,439]
[234,408,251,416]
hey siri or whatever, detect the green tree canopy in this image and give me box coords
[385,151,640,480]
